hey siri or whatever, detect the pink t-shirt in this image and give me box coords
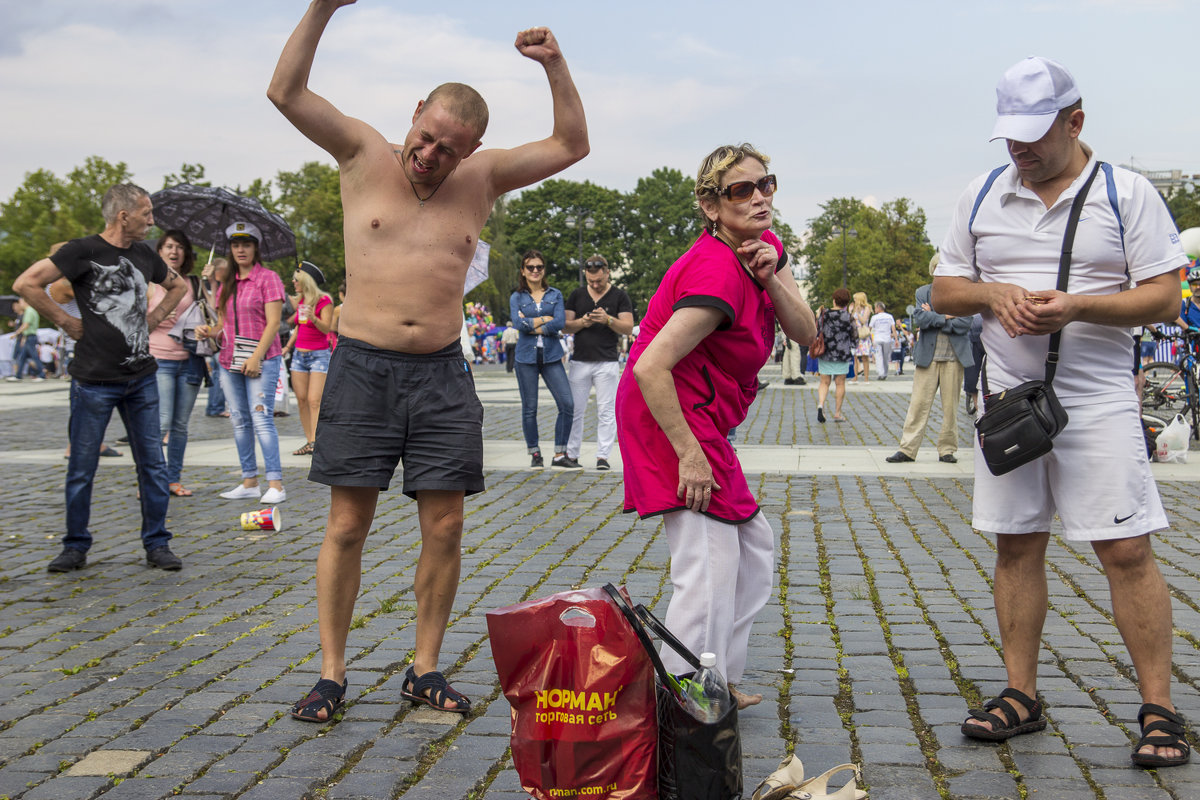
[215,263,286,370]
[148,279,195,361]
[294,294,332,350]
[615,230,782,523]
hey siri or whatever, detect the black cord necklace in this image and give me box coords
[408,176,448,207]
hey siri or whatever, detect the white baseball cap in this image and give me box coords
[989,56,1080,143]
[225,221,262,243]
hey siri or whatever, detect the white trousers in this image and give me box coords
[660,510,775,683]
[567,360,620,460]
[874,341,893,378]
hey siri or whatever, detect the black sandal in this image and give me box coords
[291,677,347,723]
[961,687,1047,741]
[401,665,471,714]
[1132,703,1191,768]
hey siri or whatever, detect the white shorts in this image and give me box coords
[972,398,1168,541]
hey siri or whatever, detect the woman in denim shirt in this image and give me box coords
[509,249,578,469]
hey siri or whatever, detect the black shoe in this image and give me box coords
[116,435,129,444]
[530,451,544,469]
[939,453,958,464]
[817,407,826,424]
[795,376,806,385]
[783,378,795,385]
[146,546,183,570]
[48,548,87,573]
[757,380,769,391]
[885,451,915,463]
[552,455,583,469]
[596,458,611,471]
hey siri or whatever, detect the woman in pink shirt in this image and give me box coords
[282,261,334,456]
[148,230,203,496]
[615,144,815,707]
[196,222,286,505]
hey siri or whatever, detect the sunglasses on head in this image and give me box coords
[718,174,777,202]
[524,263,545,271]
[584,261,606,271]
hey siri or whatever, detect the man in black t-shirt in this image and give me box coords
[14,183,187,573]
[563,254,635,470]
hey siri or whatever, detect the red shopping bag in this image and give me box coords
[486,586,658,800]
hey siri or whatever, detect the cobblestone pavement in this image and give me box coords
[1,365,1199,799]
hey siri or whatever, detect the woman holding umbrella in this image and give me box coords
[196,222,287,504]
[148,229,205,496]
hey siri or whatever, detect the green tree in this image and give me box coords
[506,179,625,291]
[0,156,133,291]
[161,162,211,189]
[469,194,522,318]
[1164,185,1200,234]
[620,167,700,313]
[802,197,935,314]
[271,162,345,285]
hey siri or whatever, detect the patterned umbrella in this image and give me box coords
[149,184,297,262]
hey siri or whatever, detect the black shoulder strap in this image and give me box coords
[981,161,1103,394]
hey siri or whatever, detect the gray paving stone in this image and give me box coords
[3,370,1199,798]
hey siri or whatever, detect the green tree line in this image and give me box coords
[13,155,1098,322]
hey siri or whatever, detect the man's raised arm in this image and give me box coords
[486,27,590,196]
[267,0,369,164]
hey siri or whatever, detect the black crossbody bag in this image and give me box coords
[975,162,1101,476]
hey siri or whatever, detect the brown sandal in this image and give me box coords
[168,483,193,497]
[293,441,314,456]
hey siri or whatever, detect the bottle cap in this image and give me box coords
[699,652,716,667]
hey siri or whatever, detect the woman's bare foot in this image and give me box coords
[729,684,762,709]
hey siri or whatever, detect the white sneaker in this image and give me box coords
[261,487,287,504]
[220,484,262,500]
[31,377,45,382]
[4,376,19,382]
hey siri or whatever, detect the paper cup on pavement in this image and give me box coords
[240,507,282,531]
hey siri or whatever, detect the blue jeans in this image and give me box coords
[14,335,45,378]
[156,357,203,483]
[65,374,171,553]
[205,356,226,415]
[516,355,574,453]
[219,355,282,481]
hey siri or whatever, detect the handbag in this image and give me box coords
[975,162,1101,476]
[857,325,871,340]
[808,311,827,358]
[486,586,658,800]
[227,280,260,372]
[604,584,742,800]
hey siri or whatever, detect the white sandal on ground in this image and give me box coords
[790,764,865,800]
[751,754,806,800]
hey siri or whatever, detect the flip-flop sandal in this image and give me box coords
[1131,703,1191,768]
[168,483,193,497]
[291,678,347,723]
[98,445,123,457]
[401,665,471,714]
[961,687,1046,741]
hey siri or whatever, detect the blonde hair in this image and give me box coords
[852,291,869,309]
[694,143,770,233]
[293,269,328,309]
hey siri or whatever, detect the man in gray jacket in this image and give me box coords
[886,254,974,464]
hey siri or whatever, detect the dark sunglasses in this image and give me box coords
[718,174,777,202]
[584,261,607,271]
[524,263,545,271]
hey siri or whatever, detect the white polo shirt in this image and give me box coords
[937,152,1187,404]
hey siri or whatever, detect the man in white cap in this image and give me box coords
[268,1,588,723]
[933,57,1189,767]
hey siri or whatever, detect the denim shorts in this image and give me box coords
[309,337,484,497]
[291,347,331,374]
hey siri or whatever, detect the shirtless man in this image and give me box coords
[268,0,588,722]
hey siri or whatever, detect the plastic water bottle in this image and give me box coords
[680,652,730,723]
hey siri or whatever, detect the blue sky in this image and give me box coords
[1,0,1196,245]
